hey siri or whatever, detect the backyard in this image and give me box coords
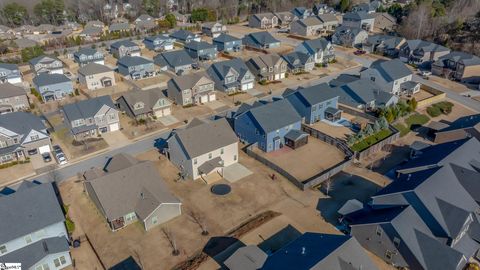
[393,113,430,137]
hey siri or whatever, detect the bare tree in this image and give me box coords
[185,208,209,235]
[323,178,334,196]
[162,227,180,256]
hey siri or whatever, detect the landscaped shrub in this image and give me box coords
[426,101,454,117]
[427,105,442,117]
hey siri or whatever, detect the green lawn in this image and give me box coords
[351,129,393,152]
[394,113,430,137]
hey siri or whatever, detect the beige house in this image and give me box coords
[116,87,172,120]
[167,72,216,106]
[78,63,116,90]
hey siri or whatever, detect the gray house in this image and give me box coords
[243,31,281,50]
[0,63,22,84]
[83,153,181,231]
[143,34,175,51]
[78,63,116,90]
[29,55,64,75]
[184,41,217,60]
[248,13,279,29]
[110,40,141,59]
[134,14,157,32]
[399,39,450,67]
[116,87,172,120]
[363,35,406,57]
[109,22,131,33]
[281,51,315,73]
[213,33,242,52]
[342,11,375,32]
[246,54,287,82]
[117,56,156,80]
[62,95,120,139]
[207,58,255,93]
[74,48,105,67]
[0,83,29,114]
[201,22,226,38]
[153,50,194,73]
[0,112,51,162]
[167,72,216,106]
[332,26,368,47]
[169,29,201,44]
[295,37,335,64]
[32,73,73,102]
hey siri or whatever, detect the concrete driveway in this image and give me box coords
[223,163,253,183]
[30,153,55,171]
[158,115,179,126]
[102,131,129,148]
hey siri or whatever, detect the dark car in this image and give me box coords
[42,152,52,162]
[353,50,366,55]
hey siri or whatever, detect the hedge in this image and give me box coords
[351,129,392,152]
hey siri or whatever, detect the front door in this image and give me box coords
[273,137,281,151]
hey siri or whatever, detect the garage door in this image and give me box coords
[162,107,171,116]
[280,73,285,79]
[201,95,208,103]
[241,83,253,90]
[164,44,174,51]
[209,93,216,101]
[109,123,119,131]
[38,145,51,154]
[8,77,22,84]
[274,74,280,80]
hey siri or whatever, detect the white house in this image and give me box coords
[360,59,418,95]
[166,118,238,181]
[0,181,72,270]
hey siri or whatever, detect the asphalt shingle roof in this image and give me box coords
[213,33,241,43]
[110,40,138,49]
[369,59,412,82]
[154,50,193,68]
[62,95,115,121]
[117,56,153,67]
[243,99,301,133]
[78,63,112,76]
[33,73,70,87]
[0,83,26,98]
[244,31,280,46]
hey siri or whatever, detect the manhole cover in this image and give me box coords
[211,184,231,195]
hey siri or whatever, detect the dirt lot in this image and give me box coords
[427,75,471,94]
[413,88,435,101]
[131,74,172,89]
[251,136,346,181]
[311,121,354,141]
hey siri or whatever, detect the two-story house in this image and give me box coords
[212,33,242,52]
[246,54,287,82]
[312,3,335,15]
[273,12,297,27]
[167,118,238,181]
[0,83,29,114]
[248,13,279,29]
[360,59,418,95]
[167,72,215,106]
[116,87,172,119]
[291,7,312,19]
[295,37,335,64]
[78,63,116,90]
[207,58,255,93]
[143,34,175,51]
[290,16,324,37]
[281,51,315,73]
[0,112,51,162]
[201,22,226,38]
[399,39,450,67]
[184,41,217,61]
[32,73,73,102]
[332,26,368,47]
[0,181,72,270]
[62,95,120,139]
[134,14,157,32]
[117,56,156,80]
[233,99,303,152]
[243,31,281,50]
[169,29,201,44]
[73,48,105,67]
[362,35,406,57]
[29,55,64,75]
[110,40,141,59]
[431,51,480,84]
[153,49,194,74]
[0,63,22,84]
[342,11,376,32]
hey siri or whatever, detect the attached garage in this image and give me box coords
[274,74,280,80]
[38,145,51,154]
[164,44,174,51]
[200,95,209,103]
[280,73,285,79]
[109,123,120,131]
[209,93,216,101]
[154,107,171,118]
[241,82,254,90]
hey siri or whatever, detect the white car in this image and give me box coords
[53,145,68,165]
[420,70,432,77]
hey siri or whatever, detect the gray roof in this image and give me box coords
[29,55,59,66]
[343,11,375,20]
[0,237,69,269]
[154,49,194,68]
[240,99,301,133]
[284,129,308,141]
[14,38,38,49]
[84,153,180,221]
[252,13,277,21]
[208,58,251,81]
[244,31,280,46]
[330,77,395,108]
[366,35,405,49]
[284,83,339,106]
[136,14,154,22]
[0,83,26,98]
[404,39,450,53]
[109,22,130,32]
[117,56,153,67]
[144,34,172,43]
[369,59,412,82]
[117,88,170,116]
[334,26,366,37]
[296,16,323,27]
[0,112,46,136]
[74,47,101,58]
[33,73,70,87]
[0,63,19,71]
[224,245,268,270]
[62,95,115,121]
[0,182,64,244]
[81,26,103,36]
[78,63,112,76]
[170,71,211,91]
[301,37,331,53]
[184,40,216,51]
[435,51,480,67]
[169,118,237,159]
[282,51,313,67]
[170,29,197,41]
[317,13,338,23]
[110,39,138,49]
[213,33,241,43]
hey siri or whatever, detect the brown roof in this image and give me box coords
[0,83,26,99]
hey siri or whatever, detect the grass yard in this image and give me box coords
[350,129,393,152]
[394,113,430,137]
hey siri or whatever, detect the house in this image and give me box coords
[248,13,278,29]
[212,33,242,52]
[0,112,51,162]
[0,83,29,114]
[83,153,181,231]
[431,51,480,83]
[110,40,141,58]
[14,38,38,49]
[342,12,375,32]
[78,63,116,90]
[273,12,297,27]
[290,16,324,37]
[363,35,406,57]
[117,56,156,80]
[284,83,340,124]
[399,39,450,67]
[295,38,335,64]
[233,99,303,152]
[291,7,312,19]
[352,1,380,13]
[143,34,175,51]
[29,55,64,75]
[0,63,22,84]
[432,114,480,143]
[116,88,172,120]
[62,95,120,138]
[246,54,287,82]
[135,14,157,32]
[374,12,397,31]
[153,49,194,73]
[281,52,315,73]
[109,22,131,33]
[0,181,72,270]
[79,26,103,40]
[313,3,335,15]
[201,22,226,38]
[207,58,255,93]
[85,20,104,28]
[73,48,105,67]
[184,41,217,61]
[32,73,73,102]
[317,13,339,32]
[169,11,190,24]
[332,26,368,47]
[360,59,418,95]
[243,31,280,50]
[167,72,215,106]
[166,118,238,180]
[169,29,201,44]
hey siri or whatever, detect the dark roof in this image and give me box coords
[439,114,480,132]
[0,83,26,98]
[284,83,339,107]
[117,88,170,116]
[62,95,115,121]
[405,39,450,53]
[117,56,153,67]
[452,164,480,203]
[184,40,216,51]
[241,99,301,133]
[343,11,375,20]
[0,111,46,136]
[244,31,280,46]
[78,63,112,76]
[110,40,138,49]
[281,51,313,67]
[369,59,412,82]
[208,58,251,81]
[301,37,331,53]
[33,73,71,87]
[213,33,241,43]
[170,29,197,40]
[74,47,101,57]
[0,63,19,71]
[284,129,308,141]
[154,50,193,68]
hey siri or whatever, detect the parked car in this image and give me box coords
[278,28,289,33]
[42,152,52,162]
[420,70,432,79]
[52,145,68,165]
[353,50,366,55]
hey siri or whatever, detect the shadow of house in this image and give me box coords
[370,144,411,175]
[203,236,244,268]
[257,225,302,254]
[109,256,142,270]
[316,172,380,225]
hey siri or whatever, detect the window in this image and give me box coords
[35,229,46,238]
[0,245,6,254]
[24,234,32,244]
[375,226,382,236]
[393,237,401,248]
[234,155,237,161]
[125,212,136,222]
[208,153,212,159]
[30,134,40,141]
[385,250,393,260]
[220,148,224,154]
[194,158,197,165]
[36,264,50,270]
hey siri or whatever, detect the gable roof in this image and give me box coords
[208,58,251,81]
[110,39,138,49]
[74,47,102,57]
[213,33,241,43]
[368,59,412,82]
[169,118,237,159]
[343,11,375,21]
[29,55,59,66]
[184,40,216,51]
[170,71,211,90]
[117,88,170,116]
[170,29,197,40]
[0,63,19,71]
[33,73,70,87]
[295,16,322,27]
[239,99,301,133]
[154,49,194,68]
[282,51,313,67]
[118,56,152,67]
[300,37,331,53]
[224,245,267,270]
[62,95,115,121]
[0,83,26,98]
[439,114,480,133]
[317,13,338,23]
[244,31,280,46]
[109,22,130,32]
[404,39,450,53]
[78,63,112,76]
[284,83,339,107]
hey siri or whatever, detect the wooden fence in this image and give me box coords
[354,125,401,161]
[416,84,447,108]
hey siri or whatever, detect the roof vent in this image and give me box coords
[407,174,411,181]
[301,247,306,255]
[42,241,49,252]
[140,192,144,199]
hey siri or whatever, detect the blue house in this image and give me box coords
[117,56,155,80]
[213,33,242,52]
[233,99,302,152]
[143,34,175,51]
[284,83,340,124]
[169,29,200,44]
[183,41,217,61]
[32,73,73,102]
[243,31,281,50]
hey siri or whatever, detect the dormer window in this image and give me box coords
[134,102,145,110]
